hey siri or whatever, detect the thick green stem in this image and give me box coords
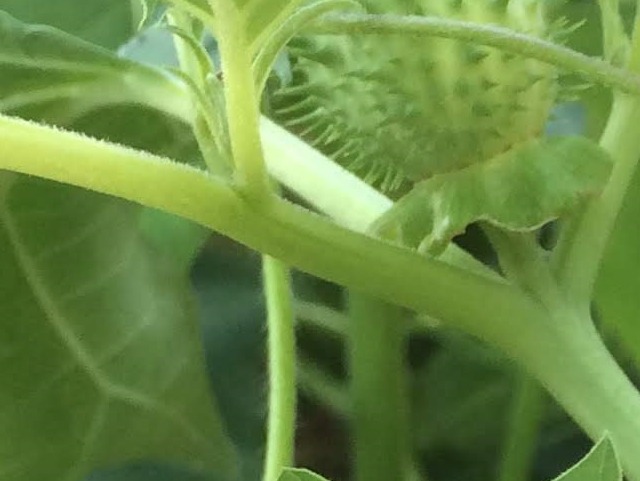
[597,0,628,65]
[210,2,271,198]
[553,95,640,307]
[506,312,640,481]
[497,373,544,481]
[262,256,297,481]
[0,114,532,342]
[348,293,410,481]
[554,10,640,307]
[6,115,640,478]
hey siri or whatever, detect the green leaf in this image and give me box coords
[373,137,613,254]
[278,467,332,481]
[0,174,237,481]
[0,0,141,49]
[0,16,231,478]
[550,436,621,481]
[0,10,192,127]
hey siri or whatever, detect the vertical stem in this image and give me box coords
[553,95,640,307]
[597,0,628,64]
[348,292,411,481]
[553,3,640,307]
[497,373,544,481]
[263,256,297,481]
[212,1,271,199]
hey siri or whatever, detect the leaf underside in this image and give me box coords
[0,10,235,481]
[0,175,236,481]
[0,0,138,49]
[373,137,613,254]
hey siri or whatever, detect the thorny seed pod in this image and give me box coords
[272,0,561,193]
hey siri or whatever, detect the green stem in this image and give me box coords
[0,114,531,338]
[210,1,271,198]
[9,114,640,478]
[168,9,231,176]
[597,0,628,65]
[628,3,640,72]
[260,118,500,281]
[348,293,410,481]
[308,12,640,96]
[262,256,297,481]
[484,228,563,310]
[298,357,350,416]
[553,95,640,307]
[497,373,544,481]
[505,310,640,481]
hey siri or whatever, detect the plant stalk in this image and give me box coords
[553,95,640,307]
[210,1,271,199]
[497,373,544,481]
[348,292,410,481]
[262,256,297,481]
[502,309,640,481]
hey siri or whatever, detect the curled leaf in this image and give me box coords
[372,137,612,254]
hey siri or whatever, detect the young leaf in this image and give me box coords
[279,467,332,481]
[550,436,621,481]
[372,137,613,254]
[0,174,237,481]
[205,0,304,55]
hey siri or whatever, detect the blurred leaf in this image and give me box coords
[373,137,613,254]
[550,436,620,481]
[279,467,332,481]
[0,174,237,481]
[412,335,513,454]
[0,0,141,49]
[0,11,192,127]
[86,461,218,481]
[192,244,266,481]
[140,209,208,271]
[0,11,235,478]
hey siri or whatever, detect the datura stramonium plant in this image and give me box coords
[272,0,611,254]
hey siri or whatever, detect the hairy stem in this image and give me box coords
[210,1,271,198]
[497,373,544,481]
[0,114,534,350]
[7,114,640,477]
[262,256,297,481]
[348,293,410,481]
[309,12,640,95]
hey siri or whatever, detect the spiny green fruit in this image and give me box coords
[272,0,559,192]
